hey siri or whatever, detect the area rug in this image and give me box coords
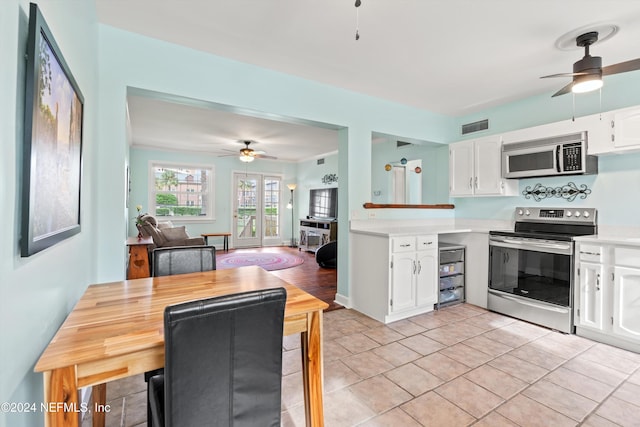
[216,252,305,271]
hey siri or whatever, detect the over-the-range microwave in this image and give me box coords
[502,131,598,179]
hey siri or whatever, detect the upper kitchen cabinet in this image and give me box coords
[590,105,640,154]
[449,135,518,197]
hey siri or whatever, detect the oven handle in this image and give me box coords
[489,237,573,255]
[488,290,571,314]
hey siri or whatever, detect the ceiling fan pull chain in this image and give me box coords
[355,0,361,40]
[572,93,575,122]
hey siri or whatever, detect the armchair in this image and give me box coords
[137,214,204,249]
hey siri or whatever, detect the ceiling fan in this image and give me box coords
[227,140,277,162]
[541,31,640,97]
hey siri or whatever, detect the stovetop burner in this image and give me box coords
[490,207,598,240]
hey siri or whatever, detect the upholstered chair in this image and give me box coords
[152,246,216,277]
[137,214,205,249]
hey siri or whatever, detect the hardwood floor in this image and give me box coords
[223,246,342,311]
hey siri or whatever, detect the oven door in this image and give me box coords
[488,235,575,332]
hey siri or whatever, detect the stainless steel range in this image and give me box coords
[488,207,597,333]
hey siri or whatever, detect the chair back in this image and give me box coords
[163,288,286,427]
[152,245,216,277]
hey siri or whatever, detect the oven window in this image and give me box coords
[489,245,571,306]
[508,151,554,172]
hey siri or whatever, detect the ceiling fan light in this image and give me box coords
[572,74,603,93]
[239,154,254,163]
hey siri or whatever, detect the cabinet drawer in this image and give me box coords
[440,261,463,277]
[578,245,603,262]
[393,236,416,252]
[440,287,464,304]
[440,248,464,264]
[440,275,464,291]
[615,247,640,268]
[416,235,437,251]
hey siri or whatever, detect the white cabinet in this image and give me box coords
[612,106,640,151]
[575,243,640,353]
[449,136,518,197]
[351,233,438,323]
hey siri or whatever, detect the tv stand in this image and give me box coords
[299,219,337,253]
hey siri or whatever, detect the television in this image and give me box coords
[308,188,338,220]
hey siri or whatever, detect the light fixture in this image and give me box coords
[287,183,297,247]
[239,154,254,163]
[572,73,603,94]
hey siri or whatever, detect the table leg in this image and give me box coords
[300,310,324,426]
[92,383,106,427]
[43,366,80,427]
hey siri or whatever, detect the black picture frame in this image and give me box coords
[21,3,84,257]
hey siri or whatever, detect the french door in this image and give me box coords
[233,172,282,248]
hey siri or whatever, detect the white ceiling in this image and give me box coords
[98,0,640,161]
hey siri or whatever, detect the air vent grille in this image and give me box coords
[461,119,489,135]
[317,158,325,165]
[396,140,413,148]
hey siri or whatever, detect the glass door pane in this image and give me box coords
[263,177,280,239]
[234,173,261,248]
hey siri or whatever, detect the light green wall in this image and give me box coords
[0,1,99,426]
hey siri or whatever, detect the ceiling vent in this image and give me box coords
[396,140,413,148]
[461,119,489,135]
[317,158,325,165]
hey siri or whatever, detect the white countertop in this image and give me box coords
[350,226,473,237]
[349,219,510,237]
[574,234,640,247]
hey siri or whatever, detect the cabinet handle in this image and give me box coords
[400,244,412,248]
[596,273,600,291]
[469,177,473,189]
[413,260,417,274]
[474,176,478,189]
[417,260,422,274]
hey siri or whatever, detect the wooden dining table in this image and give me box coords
[34,266,328,426]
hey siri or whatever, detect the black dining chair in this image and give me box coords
[147,287,287,427]
[152,245,216,277]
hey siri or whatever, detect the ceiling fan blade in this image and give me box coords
[602,58,640,75]
[551,81,574,97]
[254,154,277,160]
[541,72,589,79]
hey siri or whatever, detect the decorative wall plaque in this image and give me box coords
[522,182,591,202]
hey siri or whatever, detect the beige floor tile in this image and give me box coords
[401,392,476,426]
[105,374,146,401]
[422,323,486,346]
[530,330,595,358]
[282,332,301,350]
[435,376,504,418]
[363,325,406,345]
[398,334,445,355]
[322,388,377,427]
[481,327,532,348]
[439,343,494,368]
[579,343,640,375]
[496,394,576,427]
[522,379,598,421]
[463,312,517,331]
[323,359,362,393]
[507,342,567,370]
[371,341,421,366]
[336,332,381,354]
[442,304,487,319]
[414,351,471,381]
[627,369,640,386]
[464,364,528,399]
[596,396,640,426]
[349,311,385,329]
[612,382,640,407]
[544,366,615,402]
[357,407,422,427]
[348,375,412,414]
[461,334,514,357]
[563,355,629,387]
[323,339,353,362]
[342,350,395,379]
[406,312,448,330]
[281,370,304,410]
[385,319,425,337]
[489,354,549,383]
[582,414,623,427]
[385,363,444,396]
[472,411,520,427]
[282,348,302,375]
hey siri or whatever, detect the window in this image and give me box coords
[149,162,214,220]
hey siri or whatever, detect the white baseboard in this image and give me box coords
[334,293,351,308]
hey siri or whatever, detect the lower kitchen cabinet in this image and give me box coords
[351,232,438,323]
[575,243,640,353]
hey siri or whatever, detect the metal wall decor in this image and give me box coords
[322,174,338,185]
[522,182,592,202]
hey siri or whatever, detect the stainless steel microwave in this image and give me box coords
[502,131,598,179]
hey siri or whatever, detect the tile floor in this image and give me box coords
[84,303,640,427]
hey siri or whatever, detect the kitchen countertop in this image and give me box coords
[349,218,512,237]
[574,234,640,247]
[350,226,473,237]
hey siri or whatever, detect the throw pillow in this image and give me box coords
[162,226,189,241]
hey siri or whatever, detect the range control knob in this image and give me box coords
[574,211,581,217]
[517,209,524,216]
[583,211,590,218]
[525,210,531,216]
[566,211,572,217]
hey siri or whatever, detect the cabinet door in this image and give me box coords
[473,137,504,195]
[449,141,474,196]
[577,262,605,331]
[613,107,640,150]
[613,266,640,341]
[391,253,416,313]
[416,250,437,306]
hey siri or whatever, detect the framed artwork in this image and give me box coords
[21,3,84,256]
